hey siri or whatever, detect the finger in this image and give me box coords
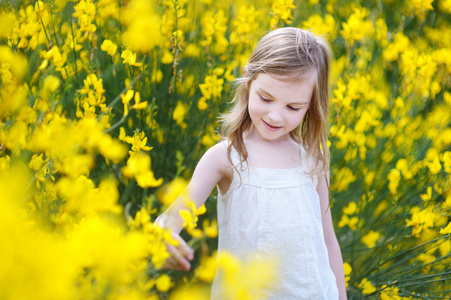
[163,256,178,270]
[167,243,191,271]
[171,233,195,261]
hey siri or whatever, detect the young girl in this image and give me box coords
[156,27,347,299]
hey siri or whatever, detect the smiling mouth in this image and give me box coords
[263,120,282,131]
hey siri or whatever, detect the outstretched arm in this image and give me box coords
[155,142,230,270]
[318,173,348,300]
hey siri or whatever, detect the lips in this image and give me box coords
[263,120,282,132]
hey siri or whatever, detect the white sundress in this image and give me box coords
[210,143,339,300]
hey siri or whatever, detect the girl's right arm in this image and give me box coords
[155,141,230,270]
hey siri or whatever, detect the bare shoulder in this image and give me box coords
[198,141,233,195]
[193,141,232,183]
[201,141,230,168]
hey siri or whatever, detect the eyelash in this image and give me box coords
[259,95,301,111]
[259,95,270,102]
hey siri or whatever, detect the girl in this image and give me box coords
[156,27,347,299]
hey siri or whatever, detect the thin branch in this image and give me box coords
[97,73,142,120]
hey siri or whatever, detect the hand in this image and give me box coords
[163,232,195,271]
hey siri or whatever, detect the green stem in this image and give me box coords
[375,196,398,288]
[119,178,136,205]
[97,73,142,120]
[69,4,79,87]
[36,1,52,47]
[49,7,60,48]
[104,114,127,134]
[379,235,448,266]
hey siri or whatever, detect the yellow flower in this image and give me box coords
[343,262,352,288]
[420,186,433,201]
[100,39,117,56]
[440,222,451,234]
[128,207,151,229]
[29,153,48,171]
[196,252,217,283]
[121,152,163,188]
[358,278,376,295]
[198,97,208,110]
[198,74,224,100]
[426,155,442,174]
[121,50,142,67]
[213,251,278,299]
[332,167,356,191]
[173,101,188,129]
[97,135,128,164]
[343,202,357,215]
[387,168,401,194]
[340,7,374,47]
[179,201,206,237]
[203,219,218,238]
[130,92,148,110]
[0,11,17,39]
[338,214,359,230]
[406,207,436,237]
[41,75,60,99]
[156,274,173,292]
[302,14,336,39]
[157,178,188,209]
[270,0,296,29]
[410,0,434,17]
[395,158,414,180]
[168,284,210,300]
[120,0,161,53]
[361,230,380,248]
[380,285,402,300]
[119,128,153,156]
[161,50,174,64]
[0,46,28,81]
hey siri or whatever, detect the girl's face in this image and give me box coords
[247,72,316,142]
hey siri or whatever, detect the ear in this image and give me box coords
[243,65,249,76]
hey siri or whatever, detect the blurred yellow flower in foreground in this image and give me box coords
[122,152,163,188]
[196,251,217,283]
[120,0,161,53]
[157,178,188,209]
[179,201,206,237]
[214,251,279,300]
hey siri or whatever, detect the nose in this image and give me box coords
[267,110,283,123]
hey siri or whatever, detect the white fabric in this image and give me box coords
[211,142,339,300]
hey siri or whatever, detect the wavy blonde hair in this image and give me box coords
[220,27,332,175]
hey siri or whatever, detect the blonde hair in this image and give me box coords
[220,27,332,175]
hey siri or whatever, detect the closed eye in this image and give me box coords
[259,95,271,102]
[288,106,301,111]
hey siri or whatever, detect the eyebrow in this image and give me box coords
[257,88,310,105]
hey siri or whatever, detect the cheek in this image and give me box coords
[290,111,308,127]
[248,97,265,117]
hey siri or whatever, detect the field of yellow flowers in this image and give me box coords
[0,0,450,299]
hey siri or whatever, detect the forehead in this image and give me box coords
[250,72,316,102]
[252,71,316,86]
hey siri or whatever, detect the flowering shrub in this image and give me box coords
[0,0,450,299]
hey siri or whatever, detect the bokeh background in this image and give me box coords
[0,0,450,299]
